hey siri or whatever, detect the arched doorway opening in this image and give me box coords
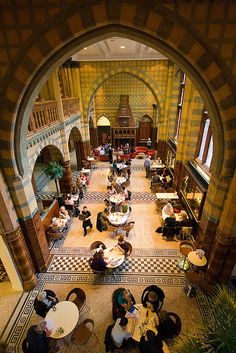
[32,145,64,196]
[97,115,111,145]
[137,115,153,146]
[68,127,83,171]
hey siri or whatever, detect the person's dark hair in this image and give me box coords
[143,290,159,312]
[120,317,128,326]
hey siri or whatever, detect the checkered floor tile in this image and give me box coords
[82,191,156,202]
[47,254,182,275]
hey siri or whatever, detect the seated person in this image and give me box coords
[117,235,130,255]
[143,291,160,314]
[76,175,84,189]
[164,213,176,227]
[156,157,162,165]
[107,185,117,196]
[34,290,58,318]
[64,195,74,205]
[140,330,164,353]
[116,288,133,317]
[71,181,78,195]
[26,321,57,353]
[50,217,66,232]
[59,206,70,221]
[80,173,89,185]
[121,202,129,214]
[111,317,132,349]
[151,172,161,185]
[162,203,174,219]
[177,210,192,226]
[122,186,129,200]
[90,249,108,272]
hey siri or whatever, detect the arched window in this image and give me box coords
[195,109,213,173]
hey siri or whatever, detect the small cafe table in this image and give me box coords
[45,301,79,339]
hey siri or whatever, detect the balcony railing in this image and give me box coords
[62,97,80,118]
[28,98,80,134]
[28,100,59,133]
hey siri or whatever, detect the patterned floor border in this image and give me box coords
[4,247,213,353]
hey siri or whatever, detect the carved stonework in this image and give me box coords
[5,226,37,291]
[20,211,50,272]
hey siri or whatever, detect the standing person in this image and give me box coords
[82,205,92,236]
[147,137,152,149]
[144,156,152,178]
[26,321,57,353]
[108,144,113,164]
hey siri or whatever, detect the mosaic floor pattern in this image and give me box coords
[4,247,213,353]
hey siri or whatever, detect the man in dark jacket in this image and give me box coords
[26,321,56,353]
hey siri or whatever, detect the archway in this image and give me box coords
[138,115,153,146]
[31,145,64,197]
[97,115,111,145]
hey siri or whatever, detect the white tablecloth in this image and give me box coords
[104,246,125,268]
[108,212,128,226]
[45,301,79,338]
[156,193,179,200]
[109,194,125,204]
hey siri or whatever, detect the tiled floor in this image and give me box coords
[0,155,211,353]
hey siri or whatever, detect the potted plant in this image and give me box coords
[43,161,65,194]
[174,285,236,353]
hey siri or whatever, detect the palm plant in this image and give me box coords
[174,285,236,353]
[43,161,65,194]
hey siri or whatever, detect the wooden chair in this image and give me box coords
[46,229,66,242]
[179,240,195,270]
[71,318,98,348]
[141,285,165,313]
[65,287,90,314]
[166,187,176,193]
[156,186,165,193]
[90,241,106,251]
[34,289,58,318]
[22,338,30,353]
[125,241,132,256]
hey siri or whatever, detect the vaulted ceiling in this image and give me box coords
[72,37,168,61]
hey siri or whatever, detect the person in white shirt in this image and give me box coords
[162,203,174,221]
[111,317,132,348]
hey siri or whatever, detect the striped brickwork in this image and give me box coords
[176,78,203,163]
[162,1,236,80]
[158,62,177,139]
[78,62,165,122]
[166,65,179,139]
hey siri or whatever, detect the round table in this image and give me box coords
[45,301,79,338]
[107,212,128,227]
[104,247,125,268]
[116,176,127,184]
[109,193,125,204]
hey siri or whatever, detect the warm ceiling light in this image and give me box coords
[84,47,87,50]
[120,46,125,49]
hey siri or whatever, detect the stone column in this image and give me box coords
[59,160,73,193]
[4,227,37,291]
[204,171,236,284]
